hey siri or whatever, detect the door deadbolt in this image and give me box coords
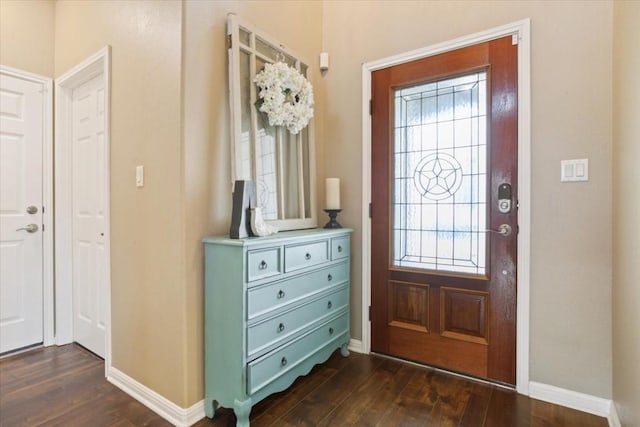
[26,206,38,214]
[498,183,512,214]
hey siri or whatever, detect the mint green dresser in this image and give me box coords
[203,228,352,426]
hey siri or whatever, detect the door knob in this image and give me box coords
[485,224,512,236]
[16,224,39,233]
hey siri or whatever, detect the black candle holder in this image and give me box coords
[323,209,343,229]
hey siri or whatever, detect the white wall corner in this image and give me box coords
[608,400,622,427]
[348,338,364,354]
[107,367,205,427]
[529,381,612,420]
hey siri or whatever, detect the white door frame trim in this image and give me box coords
[0,65,54,348]
[360,19,531,395]
[54,46,112,374]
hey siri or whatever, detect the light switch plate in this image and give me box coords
[561,159,588,182]
[136,165,144,187]
[319,52,329,71]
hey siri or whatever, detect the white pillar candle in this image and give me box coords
[325,178,341,210]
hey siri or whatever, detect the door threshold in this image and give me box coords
[371,351,516,392]
[0,343,44,360]
[73,342,105,361]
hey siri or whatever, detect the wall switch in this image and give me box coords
[561,159,588,182]
[136,165,144,187]
[319,52,329,71]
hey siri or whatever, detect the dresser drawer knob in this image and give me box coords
[305,253,311,260]
[327,301,332,309]
[327,274,333,281]
[277,290,285,299]
[259,260,268,270]
[277,323,285,333]
[281,357,288,367]
[329,327,334,335]
[337,245,343,253]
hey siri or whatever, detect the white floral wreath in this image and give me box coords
[254,62,314,135]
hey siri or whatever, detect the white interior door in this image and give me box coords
[0,71,44,353]
[71,74,107,358]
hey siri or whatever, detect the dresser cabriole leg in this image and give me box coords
[204,398,216,418]
[234,398,252,427]
[340,342,350,357]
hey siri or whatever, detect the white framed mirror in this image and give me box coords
[227,14,317,231]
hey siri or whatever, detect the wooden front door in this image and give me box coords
[371,36,518,385]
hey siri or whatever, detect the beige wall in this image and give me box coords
[612,1,640,425]
[322,1,613,398]
[55,0,188,406]
[3,0,623,411]
[0,0,55,77]
[182,0,325,405]
[3,0,325,409]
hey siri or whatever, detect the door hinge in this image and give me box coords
[227,34,232,49]
[512,34,519,45]
[369,202,372,218]
[368,306,372,321]
[42,224,45,232]
[369,99,372,115]
[42,206,45,214]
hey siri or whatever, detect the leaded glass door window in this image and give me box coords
[393,72,488,275]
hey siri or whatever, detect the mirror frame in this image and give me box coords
[227,14,317,231]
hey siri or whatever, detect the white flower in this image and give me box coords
[254,62,314,134]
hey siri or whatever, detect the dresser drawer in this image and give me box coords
[247,313,349,395]
[247,286,348,359]
[331,236,349,261]
[247,247,281,282]
[247,261,348,320]
[284,240,328,272]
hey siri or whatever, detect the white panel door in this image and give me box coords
[0,72,44,353]
[71,74,107,358]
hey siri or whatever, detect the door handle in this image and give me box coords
[16,224,39,233]
[485,224,512,236]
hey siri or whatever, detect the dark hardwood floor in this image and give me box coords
[0,344,607,427]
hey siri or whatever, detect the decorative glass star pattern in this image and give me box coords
[413,153,463,200]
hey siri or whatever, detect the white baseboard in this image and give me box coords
[107,367,205,426]
[529,381,612,420]
[108,359,621,427]
[608,400,622,427]
[184,400,206,426]
[106,339,365,426]
[348,338,364,353]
